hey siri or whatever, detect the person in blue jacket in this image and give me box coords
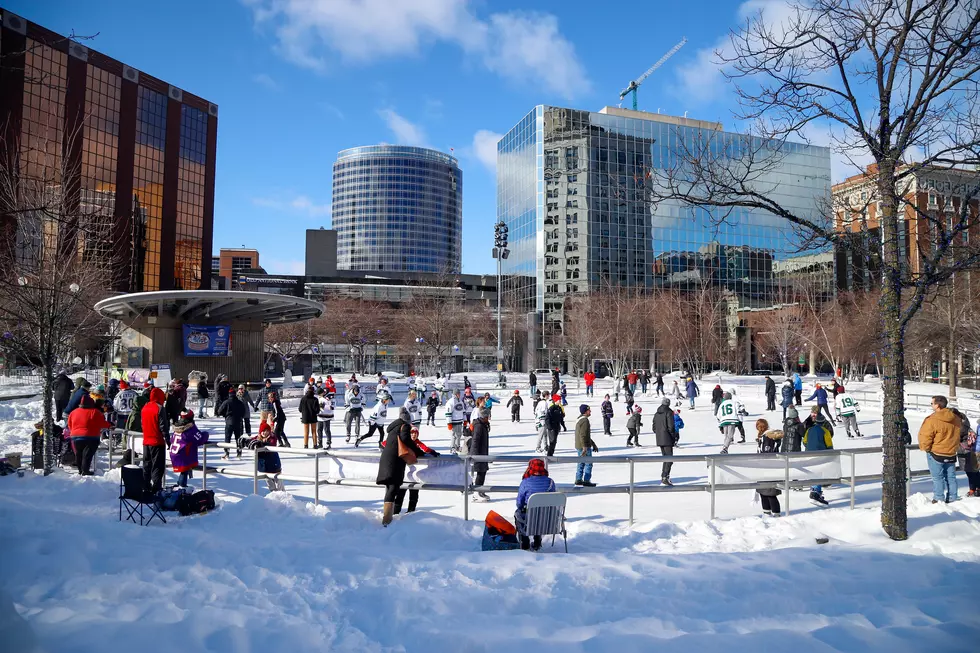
[803,413,833,505]
[515,458,556,551]
[792,373,803,406]
[685,377,699,410]
[805,383,837,425]
[64,377,92,417]
[673,409,685,439]
[780,379,795,420]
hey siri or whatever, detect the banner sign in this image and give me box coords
[323,454,466,486]
[182,324,231,357]
[713,453,842,485]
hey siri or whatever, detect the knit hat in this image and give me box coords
[119,380,129,389]
[523,458,549,479]
[514,389,519,394]
[552,394,561,402]
[661,397,671,406]
[634,406,642,413]
[579,404,590,414]
[786,406,799,419]
[176,409,195,426]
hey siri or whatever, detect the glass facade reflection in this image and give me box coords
[498,106,831,365]
[0,9,217,291]
[332,145,462,273]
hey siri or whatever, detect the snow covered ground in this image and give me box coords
[2,373,979,652]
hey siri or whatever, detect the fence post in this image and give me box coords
[628,458,635,528]
[314,451,320,506]
[905,447,912,497]
[108,430,114,469]
[709,458,716,520]
[463,456,470,522]
[783,454,791,516]
[202,443,207,491]
[253,448,259,495]
[848,451,856,509]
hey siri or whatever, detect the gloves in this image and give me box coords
[430,450,441,458]
[592,443,599,452]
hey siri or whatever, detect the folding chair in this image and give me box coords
[119,464,166,526]
[524,492,568,552]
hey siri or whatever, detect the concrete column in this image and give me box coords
[808,347,816,376]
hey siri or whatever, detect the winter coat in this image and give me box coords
[169,423,209,472]
[574,414,594,450]
[624,390,634,406]
[803,419,833,451]
[426,395,440,414]
[781,417,804,452]
[528,372,537,387]
[256,389,274,412]
[918,408,962,459]
[299,393,319,424]
[317,396,334,421]
[765,378,776,398]
[125,392,149,432]
[716,399,741,426]
[685,380,699,399]
[165,390,183,423]
[216,380,233,405]
[600,400,613,418]
[376,418,425,487]
[711,386,724,404]
[835,393,859,416]
[65,386,88,416]
[506,396,524,411]
[66,406,111,438]
[584,372,596,386]
[546,403,564,432]
[627,373,639,386]
[462,393,477,415]
[805,387,829,406]
[793,374,803,391]
[141,388,170,447]
[53,374,74,404]
[757,429,783,497]
[404,396,422,424]
[534,401,548,428]
[626,412,643,431]
[196,380,209,400]
[366,401,389,427]
[471,416,490,473]
[673,413,684,432]
[445,396,466,424]
[271,398,287,424]
[780,383,795,408]
[517,475,556,511]
[345,390,364,411]
[217,395,248,424]
[652,404,677,447]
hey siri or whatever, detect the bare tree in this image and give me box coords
[752,301,804,374]
[586,286,648,381]
[561,296,606,384]
[652,283,731,379]
[310,298,395,374]
[264,320,313,374]
[922,276,980,396]
[647,1,980,539]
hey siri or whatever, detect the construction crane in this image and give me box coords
[619,37,688,111]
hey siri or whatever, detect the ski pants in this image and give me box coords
[317,421,331,448]
[840,413,860,437]
[602,415,611,434]
[817,403,836,424]
[721,424,738,453]
[627,427,639,447]
[536,425,549,451]
[451,422,465,452]
[345,409,363,437]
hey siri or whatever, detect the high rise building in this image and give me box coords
[332,145,462,274]
[497,105,831,367]
[0,8,217,291]
[215,247,260,289]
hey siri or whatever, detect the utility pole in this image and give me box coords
[492,221,509,388]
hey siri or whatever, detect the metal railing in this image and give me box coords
[98,429,935,526]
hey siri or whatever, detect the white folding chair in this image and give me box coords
[524,492,568,552]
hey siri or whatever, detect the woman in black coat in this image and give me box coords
[470,407,491,501]
[377,408,425,526]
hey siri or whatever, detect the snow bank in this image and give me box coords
[1,470,979,652]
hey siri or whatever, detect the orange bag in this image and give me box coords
[484,510,516,536]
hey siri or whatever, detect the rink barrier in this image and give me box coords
[97,430,938,525]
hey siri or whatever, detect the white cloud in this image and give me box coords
[252,195,331,218]
[378,109,429,147]
[262,258,305,275]
[252,73,280,90]
[245,0,589,98]
[471,129,501,173]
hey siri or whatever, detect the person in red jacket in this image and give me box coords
[627,370,639,394]
[583,370,596,397]
[141,387,170,493]
[66,393,112,475]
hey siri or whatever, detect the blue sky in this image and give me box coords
[10,0,849,275]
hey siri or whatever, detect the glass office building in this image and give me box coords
[332,145,462,274]
[498,105,831,366]
[0,9,218,291]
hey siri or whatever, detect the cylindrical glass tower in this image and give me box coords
[332,145,462,273]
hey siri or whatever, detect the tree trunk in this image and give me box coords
[948,332,957,398]
[41,358,55,475]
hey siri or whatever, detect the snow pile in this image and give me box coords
[2,470,979,653]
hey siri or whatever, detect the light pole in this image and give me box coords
[492,220,509,387]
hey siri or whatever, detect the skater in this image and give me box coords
[803,412,834,505]
[169,409,209,488]
[600,394,614,435]
[471,405,491,502]
[834,387,862,438]
[140,387,170,492]
[716,391,740,454]
[780,378,795,420]
[216,386,247,460]
[685,377,699,410]
[673,409,685,439]
[377,408,426,526]
[764,375,776,411]
[317,388,334,450]
[624,386,634,415]
[66,393,112,476]
[534,395,550,452]
[640,370,649,395]
[269,390,290,448]
[357,396,390,448]
[434,374,448,403]
[671,380,684,407]
[918,396,961,504]
[781,406,804,452]
[574,405,597,487]
[462,387,477,426]
[404,390,423,430]
[344,385,365,442]
[805,383,836,425]
[559,382,568,407]
[711,384,724,416]
[238,384,257,436]
[653,398,678,485]
[732,389,749,443]
[545,396,565,457]
[551,369,560,396]
[299,386,320,448]
[425,391,440,426]
[584,370,596,397]
[445,390,467,454]
[515,458,556,551]
[793,372,803,406]
[754,418,783,516]
[626,405,643,447]
[256,379,274,426]
[196,375,210,418]
[528,370,537,396]
[112,380,137,431]
[627,370,639,394]
[655,372,665,396]
[507,389,523,422]
[375,377,392,403]
[244,422,285,492]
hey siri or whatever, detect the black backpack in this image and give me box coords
[176,489,216,516]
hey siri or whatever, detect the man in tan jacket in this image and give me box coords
[918,396,961,503]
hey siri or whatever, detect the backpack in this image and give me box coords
[158,485,188,511]
[176,489,216,516]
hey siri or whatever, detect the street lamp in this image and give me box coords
[492,220,509,387]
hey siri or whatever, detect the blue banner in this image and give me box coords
[182,324,231,357]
